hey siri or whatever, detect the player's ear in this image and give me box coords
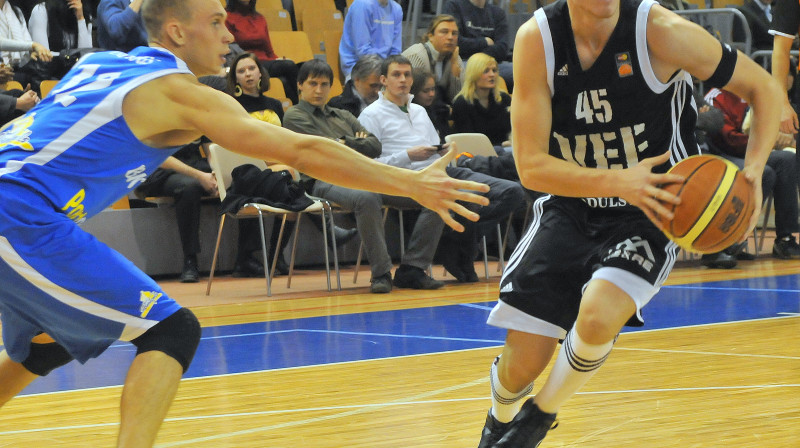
[163,19,187,46]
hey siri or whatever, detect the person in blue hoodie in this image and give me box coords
[338,0,402,80]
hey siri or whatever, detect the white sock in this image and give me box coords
[489,356,533,423]
[534,327,614,414]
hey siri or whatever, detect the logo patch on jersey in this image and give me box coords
[61,189,88,224]
[500,282,513,293]
[615,52,634,78]
[139,290,163,318]
[557,64,569,76]
[0,113,35,151]
[126,165,148,189]
[603,236,655,272]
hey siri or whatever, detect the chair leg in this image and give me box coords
[255,209,272,297]
[398,209,405,259]
[319,210,332,291]
[271,214,287,287]
[322,201,341,291]
[205,214,227,296]
[757,195,773,255]
[481,235,489,280]
[287,214,301,289]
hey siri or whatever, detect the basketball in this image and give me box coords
[657,155,755,254]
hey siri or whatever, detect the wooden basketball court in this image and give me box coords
[0,257,798,447]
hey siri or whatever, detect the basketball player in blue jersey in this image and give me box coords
[0,0,490,446]
[477,0,782,446]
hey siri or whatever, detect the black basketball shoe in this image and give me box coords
[493,398,557,448]
[477,410,510,448]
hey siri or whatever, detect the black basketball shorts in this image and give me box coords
[489,195,679,339]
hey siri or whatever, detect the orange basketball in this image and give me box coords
[657,155,755,254]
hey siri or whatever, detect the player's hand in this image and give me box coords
[779,99,798,134]
[739,166,763,243]
[411,144,490,232]
[619,150,684,230]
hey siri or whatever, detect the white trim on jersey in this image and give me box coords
[635,0,671,95]
[668,72,694,164]
[657,240,679,286]
[0,67,188,180]
[501,193,550,284]
[534,8,555,97]
[0,236,158,341]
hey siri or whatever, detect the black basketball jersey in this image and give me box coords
[536,0,699,209]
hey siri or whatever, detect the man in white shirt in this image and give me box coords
[359,55,526,282]
[0,0,50,65]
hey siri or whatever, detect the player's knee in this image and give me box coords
[21,342,74,376]
[131,307,201,373]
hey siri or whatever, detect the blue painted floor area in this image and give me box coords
[15,274,800,396]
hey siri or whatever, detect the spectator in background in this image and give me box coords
[444,0,512,91]
[284,59,445,293]
[226,52,294,276]
[402,14,462,104]
[0,61,39,125]
[96,0,147,51]
[451,53,511,151]
[359,55,526,283]
[705,86,800,261]
[339,0,402,80]
[28,0,93,52]
[735,0,774,52]
[328,54,382,117]
[225,0,299,104]
[410,67,451,141]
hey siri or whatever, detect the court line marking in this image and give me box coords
[663,285,800,293]
[2,383,797,439]
[11,315,798,400]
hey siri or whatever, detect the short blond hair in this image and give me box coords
[141,0,194,41]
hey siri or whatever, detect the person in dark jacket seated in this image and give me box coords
[327,55,382,118]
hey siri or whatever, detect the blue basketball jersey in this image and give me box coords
[0,47,193,223]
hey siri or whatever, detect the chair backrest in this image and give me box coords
[261,8,293,32]
[268,31,315,63]
[711,0,742,8]
[301,9,344,54]
[328,78,343,98]
[207,143,269,201]
[39,79,59,98]
[293,0,337,30]
[444,133,498,158]
[323,29,344,83]
[4,80,23,91]
[255,0,284,15]
[264,76,286,99]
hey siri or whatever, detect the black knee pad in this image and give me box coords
[131,307,201,373]
[21,342,74,376]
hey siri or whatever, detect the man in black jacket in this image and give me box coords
[444,0,513,90]
[327,55,382,117]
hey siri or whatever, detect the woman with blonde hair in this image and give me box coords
[451,52,511,150]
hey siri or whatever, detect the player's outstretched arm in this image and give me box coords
[125,76,489,232]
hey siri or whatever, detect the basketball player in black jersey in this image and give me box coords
[477,0,782,446]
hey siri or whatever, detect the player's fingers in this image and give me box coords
[645,196,674,221]
[437,207,465,232]
[642,149,672,167]
[449,177,490,194]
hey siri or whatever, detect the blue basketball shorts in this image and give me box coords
[0,188,182,364]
